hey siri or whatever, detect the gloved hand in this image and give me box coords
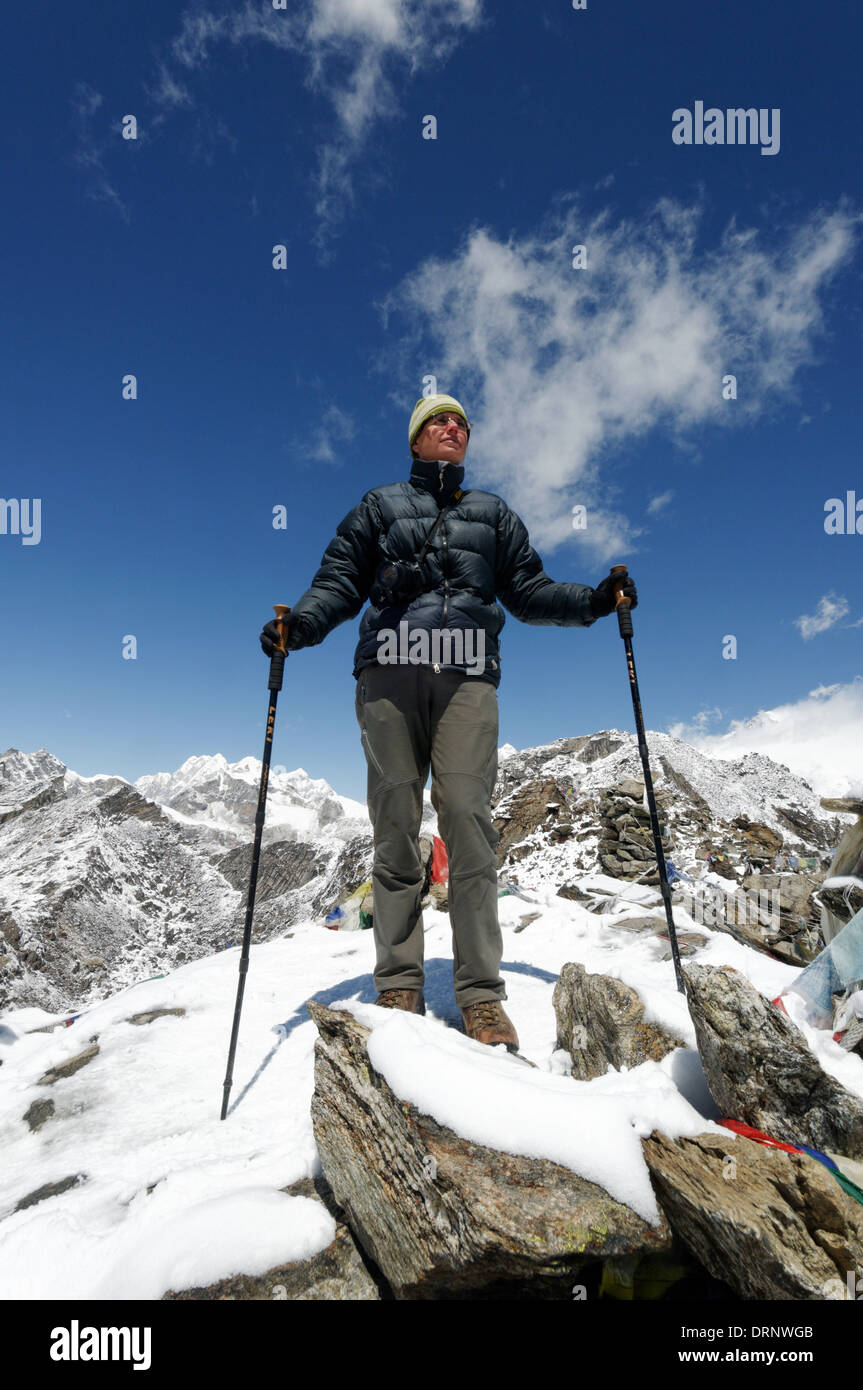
[589,572,638,619]
[259,614,316,657]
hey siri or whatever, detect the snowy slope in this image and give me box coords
[3,876,862,1299]
[2,729,862,1300]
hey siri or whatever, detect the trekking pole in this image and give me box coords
[220,604,291,1119]
[609,566,685,993]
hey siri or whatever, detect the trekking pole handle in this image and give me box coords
[268,604,291,692]
[609,564,633,639]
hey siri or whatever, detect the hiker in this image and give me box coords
[260,393,637,1051]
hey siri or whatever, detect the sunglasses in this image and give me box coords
[426,412,470,434]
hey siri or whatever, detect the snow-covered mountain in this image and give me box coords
[497,729,840,836]
[0,733,855,1018]
[0,748,70,821]
[134,754,368,849]
[0,748,376,1016]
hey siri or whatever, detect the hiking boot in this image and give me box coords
[461,1000,519,1051]
[374,988,426,1015]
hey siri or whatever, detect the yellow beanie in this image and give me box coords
[409,394,470,451]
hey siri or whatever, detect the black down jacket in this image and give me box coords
[288,455,599,689]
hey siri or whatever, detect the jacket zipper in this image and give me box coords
[437,464,450,674]
[440,519,450,628]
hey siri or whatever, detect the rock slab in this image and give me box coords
[643,1130,863,1300]
[683,963,863,1160]
[308,999,671,1299]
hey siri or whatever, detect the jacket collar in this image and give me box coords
[409,455,465,502]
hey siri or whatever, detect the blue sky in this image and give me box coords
[2,0,862,803]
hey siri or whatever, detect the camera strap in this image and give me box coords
[416,487,463,563]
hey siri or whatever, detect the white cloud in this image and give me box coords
[647,490,674,516]
[70,82,131,222]
[668,678,863,798]
[148,0,483,243]
[669,706,724,738]
[383,198,859,554]
[146,63,194,114]
[308,404,357,462]
[795,592,850,640]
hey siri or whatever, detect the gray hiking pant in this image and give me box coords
[354,663,505,1007]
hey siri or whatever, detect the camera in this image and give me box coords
[374,557,430,607]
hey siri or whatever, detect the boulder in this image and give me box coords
[308,1000,671,1298]
[643,1130,863,1300]
[655,929,708,960]
[553,963,685,1081]
[677,879,821,965]
[683,963,863,1159]
[612,778,645,801]
[556,884,591,902]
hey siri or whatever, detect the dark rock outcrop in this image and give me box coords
[493,778,568,861]
[217,841,327,903]
[23,1097,55,1132]
[13,1173,87,1213]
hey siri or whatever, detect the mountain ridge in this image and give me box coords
[0,735,855,1016]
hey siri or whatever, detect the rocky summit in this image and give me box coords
[1,732,862,1304]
